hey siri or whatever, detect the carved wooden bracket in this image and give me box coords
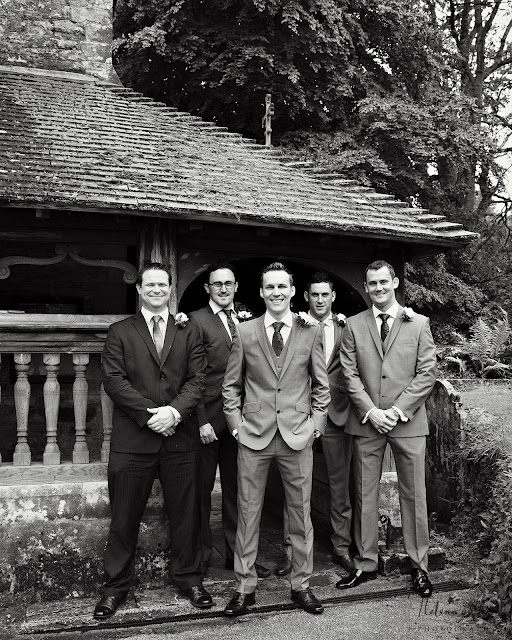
[0,244,137,283]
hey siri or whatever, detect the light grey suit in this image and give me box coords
[340,306,436,572]
[223,315,330,592]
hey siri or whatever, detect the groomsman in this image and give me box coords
[189,262,270,579]
[337,260,436,597]
[222,262,330,616]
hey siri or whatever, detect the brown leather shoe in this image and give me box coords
[332,553,355,573]
[224,591,256,616]
[275,556,292,576]
[93,594,126,620]
[291,588,324,614]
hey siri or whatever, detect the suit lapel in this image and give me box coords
[256,316,278,377]
[385,305,404,353]
[365,310,384,359]
[161,316,178,366]
[279,318,301,379]
[209,306,232,348]
[133,312,161,366]
[327,320,341,369]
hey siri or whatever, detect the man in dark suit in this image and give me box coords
[277,272,354,577]
[93,262,211,620]
[189,262,269,578]
[337,260,437,598]
[222,262,330,616]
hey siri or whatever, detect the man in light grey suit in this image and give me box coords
[337,260,436,598]
[222,262,330,616]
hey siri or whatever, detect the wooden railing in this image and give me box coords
[0,314,128,472]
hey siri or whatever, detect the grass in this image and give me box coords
[458,385,512,428]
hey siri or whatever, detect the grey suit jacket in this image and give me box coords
[222,315,330,451]
[340,306,436,437]
[326,320,350,427]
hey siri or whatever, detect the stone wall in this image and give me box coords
[0,0,118,82]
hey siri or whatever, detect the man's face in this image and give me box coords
[364,266,399,311]
[204,268,238,309]
[260,270,295,319]
[136,268,171,314]
[305,282,336,322]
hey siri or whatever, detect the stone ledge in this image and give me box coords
[378,545,446,575]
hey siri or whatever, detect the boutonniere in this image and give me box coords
[174,312,189,327]
[235,310,253,322]
[334,313,347,327]
[296,311,315,327]
[401,307,414,321]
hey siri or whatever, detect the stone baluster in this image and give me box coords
[72,353,90,464]
[100,382,113,463]
[13,353,31,466]
[43,353,61,465]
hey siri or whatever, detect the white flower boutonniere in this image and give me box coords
[296,311,315,327]
[236,310,253,322]
[401,307,414,321]
[334,313,347,327]
[174,312,189,327]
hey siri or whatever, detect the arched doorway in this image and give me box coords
[179,257,366,316]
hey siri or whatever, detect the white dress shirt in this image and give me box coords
[264,310,293,347]
[307,311,334,364]
[140,306,181,423]
[209,299,238,340]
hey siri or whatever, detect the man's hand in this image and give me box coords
[199,423,218,445]
[147,406,176,436]
[368,408,398,434]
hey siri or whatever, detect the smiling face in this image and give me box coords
[204,268,238,309]
[260,269,295,320]
[136,268,171,314]
[364,266,399,312]
[305,282,336,322]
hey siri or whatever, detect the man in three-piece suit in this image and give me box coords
[222,262,330,616]
[94,262,212,620]
[336,260,437,598]
[189,262,269,578]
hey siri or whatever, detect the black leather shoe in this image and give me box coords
[180,584,213,609]
[225,559,270,578]
[93,594,126,620]
[335,570,377,589]
[411,569,433,597]
[275,557,292,576]
[291,588,324,614]
[332,553,355,573]
[224,591,256,616]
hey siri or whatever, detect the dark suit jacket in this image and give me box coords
[102,311,206,453]
[326,320,350,426]
[189,305,232,434]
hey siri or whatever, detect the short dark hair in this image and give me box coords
[365,260,396,281]
[137,262,172,286]
[305,271,334,292]
[204,261,237,284]
[260,262,294,287]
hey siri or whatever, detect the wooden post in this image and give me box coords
[138,219,178,314]
[72,353,90,464]
[43,353,61,465]
[13,353,31,466]
[262,93,274,148]
[100,381,113,463]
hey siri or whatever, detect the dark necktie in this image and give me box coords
[379,313,390,342]
[272,321,284,357]
[152,315,164,359]
[224,308,236,340]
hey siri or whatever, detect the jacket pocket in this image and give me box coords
[242,401,261,414]
[296,402,311,414]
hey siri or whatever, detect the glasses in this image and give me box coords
[209,281,236,290]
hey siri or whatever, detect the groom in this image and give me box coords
[222,262,330,616]
[337,260,437,597]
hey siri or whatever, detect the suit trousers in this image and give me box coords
[103,448,202,596]
[198,427,238,565]
[352,434,429,573]
[235,431,314,593]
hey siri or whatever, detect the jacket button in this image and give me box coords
[160,373,166,379]
[277,410,281,414]
[382,375,386,378]
[277,388,281,392]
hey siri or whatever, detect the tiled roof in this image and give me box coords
[0,65,476,249]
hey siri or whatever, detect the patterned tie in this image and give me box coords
[152,315,164,359]
[272,321,284,357]
[379,313,390,342]
[224,308,237,340]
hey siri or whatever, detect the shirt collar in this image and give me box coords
[141,306,170,324]
[264,310,293,328]
[209,299,235,315]
[372,301,400,320]
[307,311,333,326]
